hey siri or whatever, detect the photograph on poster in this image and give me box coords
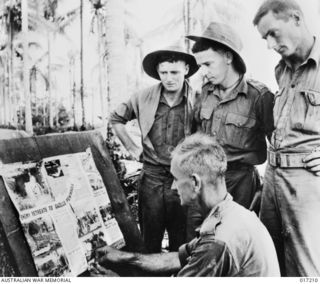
[70,200,102,238]
[22,215,71,277]
[99,204,115,225]
[87,172,105,192]
[4,165,54,211]
[81,228,107,262]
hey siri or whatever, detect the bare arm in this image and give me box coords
[95,245,181,275]
[112,123,142,161]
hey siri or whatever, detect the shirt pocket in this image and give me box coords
[223,113,256,149]
[200,104,215,134]
[301,89,320,133]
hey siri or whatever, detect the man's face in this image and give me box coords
[194,48,229,86]
[257,11,300,58]
[157,61,189,93]
[170,157,195,206]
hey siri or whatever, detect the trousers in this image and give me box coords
[260,165,320,276]
[186,165,260,241]
[138,163,186,253]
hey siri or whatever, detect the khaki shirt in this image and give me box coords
[272,37,320,152]
[195,77,274,165]
[177,194,280,276]
[110,82,197,166]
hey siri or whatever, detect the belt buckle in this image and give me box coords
[268,150,280,167]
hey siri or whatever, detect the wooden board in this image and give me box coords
[0,130,145,276]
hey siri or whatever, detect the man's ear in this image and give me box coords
[185,64,190,76]
[291,10,301,26]
[191,173,202,194]
[225,51,233,65]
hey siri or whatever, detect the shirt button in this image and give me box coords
[295,123,303,129]
[167,146,175,153]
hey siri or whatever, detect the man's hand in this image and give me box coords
[95,245,125,265]
[303,151,320,176]
[129,146,143,162]
[89,262,119,277]
[112,123,143,161]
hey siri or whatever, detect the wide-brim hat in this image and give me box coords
[142,45,199,80]
[186,22,246,74]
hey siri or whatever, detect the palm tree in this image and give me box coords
[104,0,126,113]
[90,0,107,128]
[0,0,22,127]
[21,0,32,134]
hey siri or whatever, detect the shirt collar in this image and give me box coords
[199,193,233,236]
[277,36,320,70]
[306,36,320,67]
[160,81,189,99]
[207,193,233,219]
[208,75,248,101]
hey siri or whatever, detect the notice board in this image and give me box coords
[0,130,145,276]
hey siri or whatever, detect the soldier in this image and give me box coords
[95,133,280,277]
[253,0,320,276]
[185,22,274,240]
[109,45,199,253]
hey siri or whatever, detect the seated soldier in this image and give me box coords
[95,133,280,277]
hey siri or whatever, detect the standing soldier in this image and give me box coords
[185,22,274,240]
[253,0,320,276]
[110,46,199,253]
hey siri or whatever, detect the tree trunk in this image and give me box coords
[97,12,106,128]
[80,0,86,127]
[48,31,54,128]
[22,0,33,134]
[0,76,4,124]
[4,57,10,125]
[8,19,17,126]
[184,0,191,52]
[104,0,126,113]
[72,82,76,129]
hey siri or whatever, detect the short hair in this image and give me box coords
[191,39,243,74]
[253,0,303,26]
[171,133,227,185]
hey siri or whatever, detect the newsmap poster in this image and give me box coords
[0,148,125,277]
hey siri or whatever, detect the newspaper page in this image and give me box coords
[0,148,125,277]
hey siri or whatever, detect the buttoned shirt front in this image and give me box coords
[145,94,186,165]
[110,82,197,166]
[272,37,320,152]
[177,194,280,277]
[194,77,274,165]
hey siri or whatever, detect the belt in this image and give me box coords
[267,149,308,168]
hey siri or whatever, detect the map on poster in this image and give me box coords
[0,148,125,277]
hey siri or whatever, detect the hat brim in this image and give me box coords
[142,50,199,80]
[186,35,247,74]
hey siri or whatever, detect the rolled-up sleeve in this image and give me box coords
[178,240,195,267]
[177,235,235,277]
[109,98,136,125]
